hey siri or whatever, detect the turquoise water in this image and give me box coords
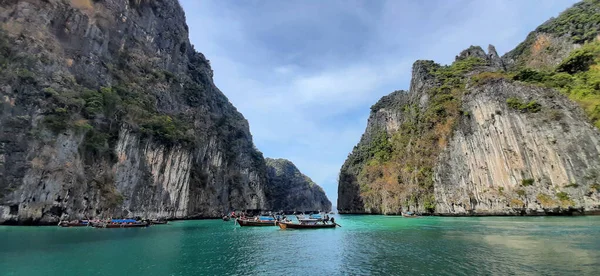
[1,216,599,275]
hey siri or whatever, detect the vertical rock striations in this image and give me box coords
[265,158,331,212]
[338,0,600,215]
[0,0,271,224]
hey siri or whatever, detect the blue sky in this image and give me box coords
[179,0,578,206]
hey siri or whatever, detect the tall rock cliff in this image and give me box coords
[338,0,600,215]
[0,0,270,224]
[264,158,331,212]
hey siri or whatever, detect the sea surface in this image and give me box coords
[1,215,599,275]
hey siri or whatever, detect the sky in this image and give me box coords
[179,0,578,206]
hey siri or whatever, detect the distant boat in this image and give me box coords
[94,219,150,228]
[222,216,231,221]
[98,223,149,228]
[278,221,339,229]
[402,212,420,218]
[58,220,89,227]
[150,219,168,225]
[236,217,277,227]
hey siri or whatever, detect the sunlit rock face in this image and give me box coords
[338,0,600,215]
[434,79,600,215]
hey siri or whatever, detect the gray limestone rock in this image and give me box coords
[0,0,273,224]
[264,158,331,212]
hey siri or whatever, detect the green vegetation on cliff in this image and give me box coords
[511,41,600,128]
[506,97,542,113]
[507,0,600,69]
[536,0,600,44]
[1,29,196,154]
[474,40,600,128]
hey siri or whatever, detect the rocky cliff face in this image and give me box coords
[0,0,270,224]
[265,158,331,212]
[338,0,600,215]
[503,0,600,70]
[435,78,600,215]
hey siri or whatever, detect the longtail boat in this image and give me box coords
[94,219,150,228]
[58,220,90,227]
[278,221,339,229]
[150,219,168,225]
[235,217,277,227]
[402,212,420,218]
[100,223,149,228]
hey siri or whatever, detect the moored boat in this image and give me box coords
[94,219,150,228]
[278,221,339,229]
[402,212,420,218]
[236,217,277,227]
[298,218,320,223]
[150,219,168,225]
[58,220,90,227]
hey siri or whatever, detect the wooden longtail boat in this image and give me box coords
[278,221,339,229]
[95,222,150,228]
[58,221,89,227]
[150,220,168,225]
[402,212,420,218]
[236,218,277,227]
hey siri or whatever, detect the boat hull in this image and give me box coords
[236,219,277,227]
[278,222,338,229]
[58,222,89,227]
[95,223,149,228]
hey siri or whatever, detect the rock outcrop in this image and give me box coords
[265,158,331,212]
[338,0,600,215]
[0,0,271,224]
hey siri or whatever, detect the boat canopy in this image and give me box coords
[111,219,138,223]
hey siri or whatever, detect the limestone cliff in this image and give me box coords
[338,0,600,215]
[503,0,600,70]
[264,158,331,212]
[0,0,269,224]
